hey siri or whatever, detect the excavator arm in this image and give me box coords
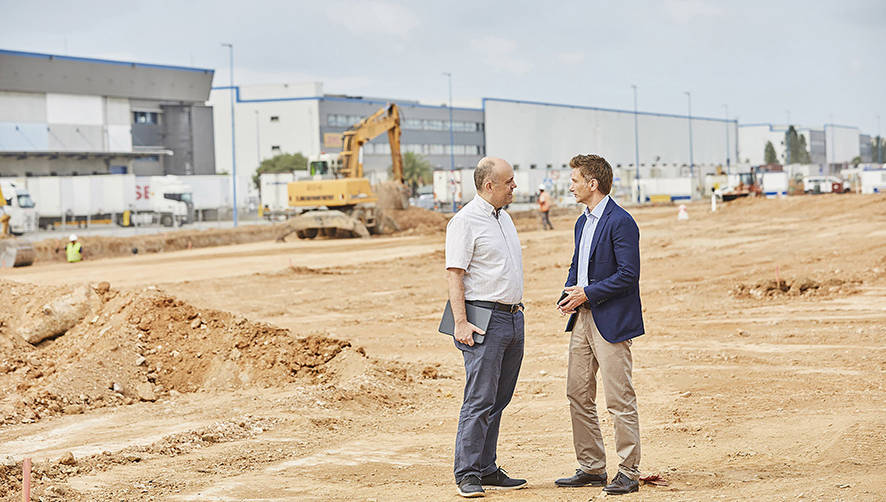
[339,103,404,182]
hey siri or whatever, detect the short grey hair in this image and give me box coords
[474,157,497,191]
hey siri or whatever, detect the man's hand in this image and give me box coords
[454,319,485,347]
[558,286,588,315]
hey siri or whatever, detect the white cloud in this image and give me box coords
[470,36,532,75]
[325,0,420,39]
[663,0,726,24]
[556,51,585,65]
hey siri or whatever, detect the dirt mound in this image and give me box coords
[387,207,450,234]
[30,224,286,264]
[730,276,863,299]
[0,281,350,425]
[374,182,410,210]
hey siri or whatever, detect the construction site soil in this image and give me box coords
[1,194,885,501]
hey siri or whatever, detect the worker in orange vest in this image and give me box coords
[538,184,553,230]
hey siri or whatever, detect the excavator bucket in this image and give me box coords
[277,210,370,241]
[0,239,36,267]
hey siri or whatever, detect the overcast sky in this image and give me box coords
[2,0,884,133]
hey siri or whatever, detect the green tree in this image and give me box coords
[764,141,778,164]
[797,134,812,164]
[394,152,433,195]
[874,136,884,164]
[252,152,308,189]
[784,126,812,164]
[851,155,862,166]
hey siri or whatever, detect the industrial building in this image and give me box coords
[0,49,216,178]
[738,123,864,167]
[209,83,485,185]
[483,97,738,198]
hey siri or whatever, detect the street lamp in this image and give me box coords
[723,104,730,173]
[631,84,640,203]
[221,42,238,227]
[443,72,455,212]
[684,91,694,198]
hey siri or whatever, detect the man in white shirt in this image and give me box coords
[446,157,527,498]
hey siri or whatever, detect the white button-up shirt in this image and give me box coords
[577,195,610,288]
[445,195,523,304]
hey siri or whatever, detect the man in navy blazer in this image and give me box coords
[555,154,643,495]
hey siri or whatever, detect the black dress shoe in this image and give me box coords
[457,474,485,498]
[480,467,527,490]
[555,468,607,487]
[603,472,639,495]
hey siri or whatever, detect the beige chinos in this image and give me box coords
[566,308,641,480]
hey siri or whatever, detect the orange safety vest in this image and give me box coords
[538,192,551,212]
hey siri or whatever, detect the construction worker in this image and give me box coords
[65,234,82,263]
[538,184,554,230]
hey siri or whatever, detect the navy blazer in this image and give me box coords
[564,198,644,343]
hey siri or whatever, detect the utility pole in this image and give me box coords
[684,91,695,198]
[254,110,261,168]
[632,84,640,203]
[221,42,238,227]
[443,72,455,212]
[723,104,730,173]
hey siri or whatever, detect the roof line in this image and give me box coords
[482,97,737,123]
[210,86,482,111]
[0,48,214,74]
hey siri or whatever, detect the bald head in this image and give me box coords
[473,157,516,208]
[474,157,508,192]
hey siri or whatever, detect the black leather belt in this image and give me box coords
[466,300,523,313]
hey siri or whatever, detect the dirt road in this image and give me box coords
[2,195,885,501]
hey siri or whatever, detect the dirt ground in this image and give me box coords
[1,195,885,501]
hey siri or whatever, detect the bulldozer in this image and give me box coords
[280,103,409,240]
[0,184,36,267]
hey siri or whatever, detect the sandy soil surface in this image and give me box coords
[1,194,885,501]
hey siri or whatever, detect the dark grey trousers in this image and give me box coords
[453,309,524,483]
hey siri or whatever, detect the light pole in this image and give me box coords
[631,84,640,203]
[221,42,238,227]
[443,72,455,211]
[684,91,694,198]
[254,110,261,168]
[723,104,730,173]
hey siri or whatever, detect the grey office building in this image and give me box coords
[0,49,215,177]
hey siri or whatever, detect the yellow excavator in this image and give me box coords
[281,103,408,239]
[0,184,36,267]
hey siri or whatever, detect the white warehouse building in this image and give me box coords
[209,83,485,185]
[483,97,738,197]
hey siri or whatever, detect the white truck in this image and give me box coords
[20,175,192,229]
[433,169,476,210]
[131,176,193,227]
[0,181,38,235]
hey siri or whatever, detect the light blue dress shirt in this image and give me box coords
[577,195,610,288]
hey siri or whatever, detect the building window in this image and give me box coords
[271,145,281,153]
[133,111,159,124]
[270,116,280,122]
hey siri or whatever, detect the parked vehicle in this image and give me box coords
[802,175,848,194]
[0,181,38,235]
